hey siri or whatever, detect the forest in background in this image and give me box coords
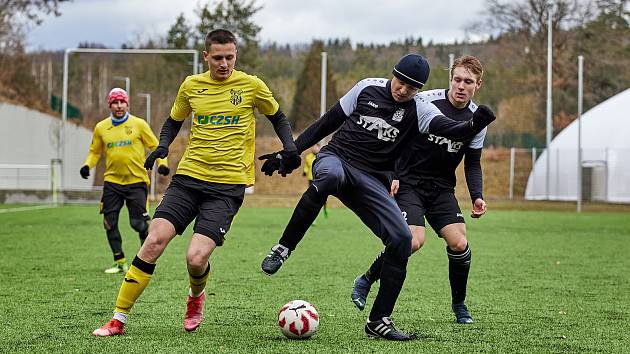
[1,0,628,150]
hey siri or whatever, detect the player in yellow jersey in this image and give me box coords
[81,88,170,274]
[92,29,301,336]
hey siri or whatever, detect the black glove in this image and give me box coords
[259,151,282,176]
[258,150,302,177]
[157,165,170,176]
[144,146,169,170]
[80,165,90,179]
[278,150,301,177]
[471,105,496,132]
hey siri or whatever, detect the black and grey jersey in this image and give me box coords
[293,79,484,187]
[397,89,486,193]
[322,79,442,175]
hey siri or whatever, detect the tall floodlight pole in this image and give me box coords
[113,76,131,109]
[138,93,155,201]
[448,53,455,84]
[577,56,584,212]
[319,51,328,146]
[320,52,327,118]
[546,0,554,199]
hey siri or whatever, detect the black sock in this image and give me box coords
[447,245,471,304]
[106,227,123,258]
[364,250,385,284]
[278,186,327,251]
[113,251,125,262]
[139,230,148,245]
[369,255,407,321]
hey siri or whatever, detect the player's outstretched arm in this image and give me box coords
[144,117,183,170]
[428,105,496,140]
[258,103,346,177]
[294,103,347,152]
[263,109,301,176]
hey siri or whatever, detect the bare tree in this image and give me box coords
[0,0,69,53]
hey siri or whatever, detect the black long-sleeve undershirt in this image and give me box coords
[428,115,479,141]
[265,109,297,152]
[157,117,184,148]
[464,148,483,202]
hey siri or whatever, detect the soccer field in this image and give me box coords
[1,205,628,353]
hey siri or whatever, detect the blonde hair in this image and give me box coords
[451,55,483,81]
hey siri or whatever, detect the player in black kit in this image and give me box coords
[258,54,496,340]
[351,55,487,325]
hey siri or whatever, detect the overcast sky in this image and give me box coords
[26,0,487,51]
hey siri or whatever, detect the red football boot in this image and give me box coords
[184,291,206,332]
[92,319,125,337]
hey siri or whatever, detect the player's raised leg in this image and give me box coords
[261,153,340,275]
[92,218,176,336]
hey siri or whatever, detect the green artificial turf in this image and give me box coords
[0,205,628,353]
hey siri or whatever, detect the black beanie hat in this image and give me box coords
[392,54,430,89]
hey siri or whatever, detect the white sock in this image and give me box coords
[113,312,128,324]
[189,288,205,298]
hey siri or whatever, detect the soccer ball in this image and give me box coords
[278,300,320,339]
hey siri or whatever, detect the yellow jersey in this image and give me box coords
[83,115,167,185]
[303,152,316,181]
[169,69,279,185]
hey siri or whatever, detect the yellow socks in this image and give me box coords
[189,263,210,297]
[114,256,155,314]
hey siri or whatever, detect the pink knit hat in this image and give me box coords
[108,88,129,105]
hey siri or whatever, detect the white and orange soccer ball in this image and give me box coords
[277,300,320,339]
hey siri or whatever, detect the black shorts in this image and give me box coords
[100,181,148,219]
[153,174,245,246]
[395,181,464,235]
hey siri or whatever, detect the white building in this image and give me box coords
[525,88,630,203]
[0,102,94,193]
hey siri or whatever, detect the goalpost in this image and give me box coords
[58,48,200,203]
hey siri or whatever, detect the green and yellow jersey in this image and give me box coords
[169,69,279,186]
[303,152,316,181]
[84,115,167,185]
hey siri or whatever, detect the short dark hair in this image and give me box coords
[205,29,237,51]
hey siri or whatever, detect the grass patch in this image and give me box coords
[0,205,628,353]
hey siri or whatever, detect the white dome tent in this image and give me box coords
[525,88,630,203]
